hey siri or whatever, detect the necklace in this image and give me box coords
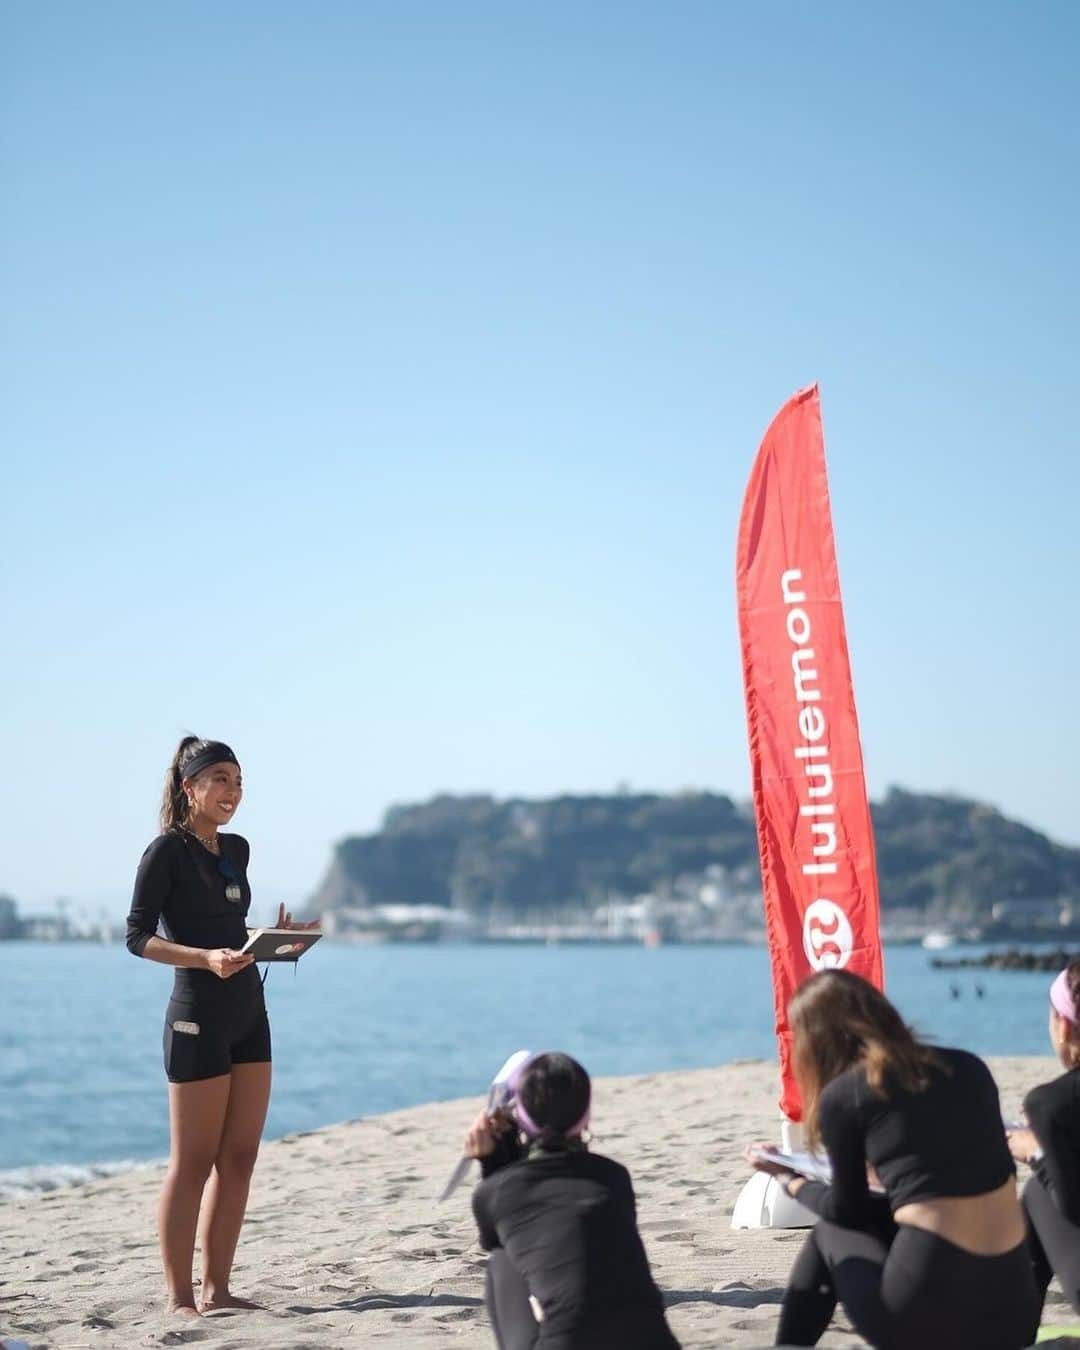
[183,825,220,854]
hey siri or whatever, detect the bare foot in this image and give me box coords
[166,1301,201,1318]
[199,1292,263,1312]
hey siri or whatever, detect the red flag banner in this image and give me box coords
[736,385,884,1121]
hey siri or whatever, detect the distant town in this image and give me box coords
[4,784,1079,950]
[2,874,1078,951]
[0,894,126,944]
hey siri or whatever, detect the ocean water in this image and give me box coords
[0,941,1060,1196]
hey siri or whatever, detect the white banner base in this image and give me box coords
[730,1170,816,1229]
[730,1117,817,1230]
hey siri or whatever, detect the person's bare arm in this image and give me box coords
[140,935,253,979]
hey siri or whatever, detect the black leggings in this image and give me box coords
[777,1219,1041,1350]
[483,1249,680,1350]
[485,1250,539,1350]
[1024,1173,1080,1315]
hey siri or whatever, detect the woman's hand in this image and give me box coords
[205,948,255,979]
[464,1109,514,1159]
[276,903,322,931]
[743,1141,782,1173]
[743,1142,788,1178]
[1006,1127,1040,1164]
[742,1144,802,1195]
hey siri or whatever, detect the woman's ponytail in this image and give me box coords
[160,735,201,833]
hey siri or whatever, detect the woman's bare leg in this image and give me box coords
[160,1076,231,1314]
[198,1061,271,1310]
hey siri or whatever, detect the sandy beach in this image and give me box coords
[4,1056,1075,1350]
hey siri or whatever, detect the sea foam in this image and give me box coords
[0,1158,156,1201]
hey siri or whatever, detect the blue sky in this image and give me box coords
[2,2,1077,915]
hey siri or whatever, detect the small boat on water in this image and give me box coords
[921,930,957,951]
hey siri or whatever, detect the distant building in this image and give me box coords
[19,914,71,941]
[991,897,1071,928]
[322,904,474,941]
[0,895,18,940]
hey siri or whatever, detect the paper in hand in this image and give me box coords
[750,1145,886,1194]
[750,1146,835,1185]
[438,1049,532,1203]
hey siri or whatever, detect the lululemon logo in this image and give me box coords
[802,899,854,971]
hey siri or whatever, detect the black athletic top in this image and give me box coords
[473,1137,679,1350]
[126,831,260,1001]
[1025,1067,1080,1225]
[796,1046,1015,1225]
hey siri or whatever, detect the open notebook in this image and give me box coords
[241,928,323,962]
[751,1146,886,1194]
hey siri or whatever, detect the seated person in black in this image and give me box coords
[747,970,1040,1350]
[1007,959,1080,1315]
[465,1052,680,1350]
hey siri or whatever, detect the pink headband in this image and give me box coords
[1050,970,1076,1024]
[508,1053,591,1140]
[513,1096,591,1141]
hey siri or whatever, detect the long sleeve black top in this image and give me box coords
[1025,1066,1080,1225]
[126,830,260,1001]
[472,1136,679,1350]
[795,1046,1015,1226]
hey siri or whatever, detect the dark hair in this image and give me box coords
[160,735,214,832]
[789,970,941,1150]
[518,1053,591,1141]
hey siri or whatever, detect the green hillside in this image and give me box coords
[307,787,1080,925]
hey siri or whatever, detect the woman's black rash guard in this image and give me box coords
[472,1135,679,1349]
[127,832,254,972]
[126,832,267,1082]
[1025,1067,1080,1224]
[795,1046,1015,1225]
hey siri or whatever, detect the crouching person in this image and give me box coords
[750,971,1040,1350]
[465,1052,681,1350]
[1008,959,1080,1316]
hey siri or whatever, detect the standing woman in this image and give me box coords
[747,970,1040,1350]
[126,736,314,1317]
[1007,959,1080,1315]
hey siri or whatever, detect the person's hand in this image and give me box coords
[1006,1127,1040,1164]
[276,903,321,931]
[742,1142,787,1177]
[205,948,255,979]
[464,1109,514,1159]
[743,1144,802,1195]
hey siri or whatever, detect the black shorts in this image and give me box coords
[163,992,271,1084]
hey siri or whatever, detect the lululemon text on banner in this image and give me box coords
[781,567,838,879]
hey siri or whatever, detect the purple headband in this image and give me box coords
[1051,970,1077,1024]
[507,1053,591,1141]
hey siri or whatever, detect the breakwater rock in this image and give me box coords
[930,947,1077,972]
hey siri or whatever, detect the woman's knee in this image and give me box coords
[215,1141,261,1179]
[788,1227,829,1292]
[167,1149,216,1189]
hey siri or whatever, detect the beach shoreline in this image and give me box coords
[4,1057,1075,1349]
